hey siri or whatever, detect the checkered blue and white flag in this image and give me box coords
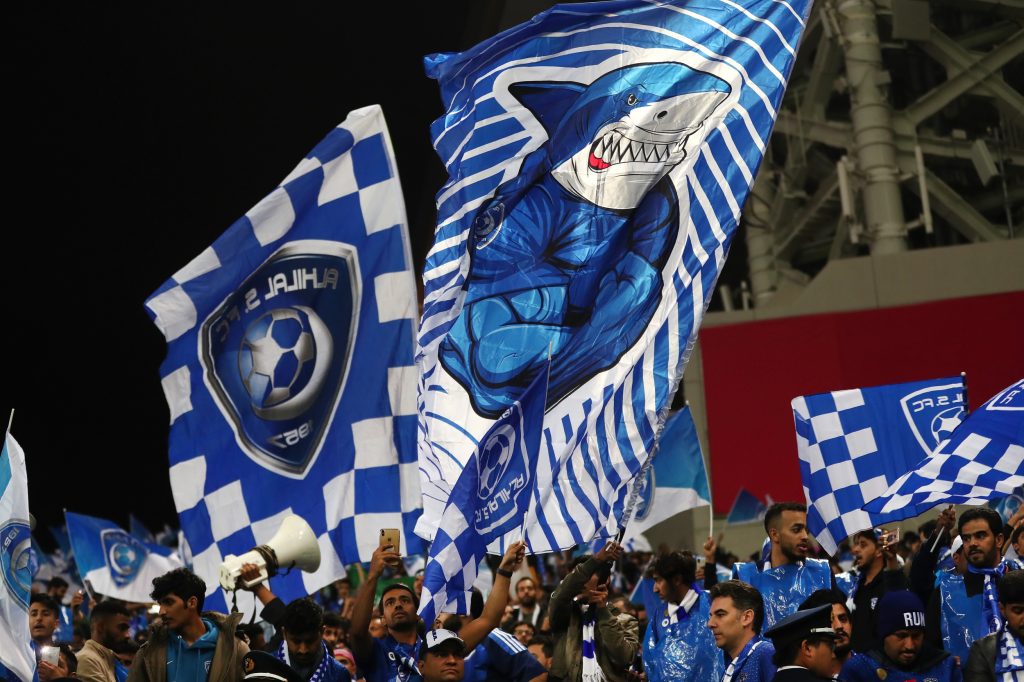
[145,106,423,612]
[793,376,965,554]
[864,378,1024,520]
[416,0,811,552]
[418,363,547,626]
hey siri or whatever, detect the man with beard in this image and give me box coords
[645,548,721,682]
[274,599,350,682]
[732,504,831,629]
[707,580,775,682]
[129,568,248,682]
[350,540,527,682]
[926,508,1021,664]
[965,570,1024,681]
[841,591,961,682]
[847,528,908,652]
[76,601,132,682]
[503,578,546,633]
[797,590,853,675]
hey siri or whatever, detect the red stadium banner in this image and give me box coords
[701,291,1024,514]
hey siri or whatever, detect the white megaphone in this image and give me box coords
[218,514,321,591]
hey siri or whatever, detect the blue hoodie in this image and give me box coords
[166,618,220,682]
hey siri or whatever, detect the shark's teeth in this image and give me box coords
[590,130,678,169]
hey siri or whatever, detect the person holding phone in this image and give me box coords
[349,532,528,682]
[848,527,909,653]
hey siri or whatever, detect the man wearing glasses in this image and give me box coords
[76,601,132,682]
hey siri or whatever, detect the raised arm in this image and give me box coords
[458,541,526,651]
[349,543,401,662]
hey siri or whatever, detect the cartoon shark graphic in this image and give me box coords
[440,61,731,417]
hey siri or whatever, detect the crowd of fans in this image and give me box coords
[18,501,1024,682]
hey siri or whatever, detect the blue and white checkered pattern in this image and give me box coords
[416,0,811,553]
[864,378,1024,521]
[145,106,423,612]
[793,376,966,554]
[417,450,482,627]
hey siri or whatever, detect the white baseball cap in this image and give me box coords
[425,628,465,654]
[950,535,964,554]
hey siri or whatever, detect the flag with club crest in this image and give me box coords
[865,378,1024,520]
[623,406,711,538]
[65,511,183,603]
[145,105,424,612]
[418,363,547,626]
[793,376,965,554]
[416,0,812,552]
[0,433,36,682]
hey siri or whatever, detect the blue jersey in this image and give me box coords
[357,635,423,682]
[723,637,775,682]
[462,630,546,682]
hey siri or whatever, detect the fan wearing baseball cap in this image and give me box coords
[840,590,961,682]
[419,630,466,682]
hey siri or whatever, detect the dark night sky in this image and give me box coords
[7,4,494,544]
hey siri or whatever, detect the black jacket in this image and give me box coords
[849,567,909,653]
[770,666,833,682]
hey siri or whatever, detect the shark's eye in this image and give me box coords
[626,93,638,106]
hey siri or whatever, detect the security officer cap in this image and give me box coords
[764,604,838,649]
[242,651,305,682]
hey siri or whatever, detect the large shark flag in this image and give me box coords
[415,0,811,551]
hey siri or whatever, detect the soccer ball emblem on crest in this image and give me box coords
[930,406,963,445]
[109,543,138,576]
[239,306,333,420]
[478,421,517,500]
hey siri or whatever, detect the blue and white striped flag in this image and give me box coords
[418,364,547,626]
[65,511,183,603]
[623,406,711,538]
[416,0,811,552]
[725,488,767,525]
[864,378,1024,520]
[145,106,424,612]
[0,433,36,682]
[793,376,966,554]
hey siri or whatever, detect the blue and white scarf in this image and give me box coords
[995,626,1024,681]
[277,639,331,682]
[581,604,607,682]
[968,562,1013,635]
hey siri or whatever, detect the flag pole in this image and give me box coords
[5,408,13,439]
[517,346,553,548]
[962,371,970,417]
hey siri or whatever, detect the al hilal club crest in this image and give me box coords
[202,240,360,478]
[100,529,148,587]
[899,382,965,456]
[0,520,35,610]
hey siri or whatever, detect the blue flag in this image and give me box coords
[65,511,182,603]
[625,406,711,536]
[418,363,547,626]
[726,489,768,526]
[415,0,811,553]
[793,376,965,553]
[1,434,36,682]
[865,378,1024,520]
[145,106,423,612]
[129,515,156,545]
[50,525,71,557]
